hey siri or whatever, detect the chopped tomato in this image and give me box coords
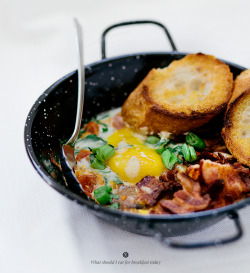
[85,121,99,135]
[75,172,97,197]
[76,149,91,162]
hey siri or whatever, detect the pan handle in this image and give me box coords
[101,20,177,59]
[150,211,243,249]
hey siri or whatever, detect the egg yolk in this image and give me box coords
[106,127,165,184]
[107,127,142,147]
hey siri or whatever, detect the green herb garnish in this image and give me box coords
[161,149,178,170]
[92,144,115,163]
[189,146,198,162]
[186,132,206,150]
[84,134,107,143]
[155,146,165,154]
[182,143,191,162]
[181,144,197,162]
[92,117,108,128]
[145,136,161,144]
[94,185,113,205]
[90,154,106,170]
[94,186,119,206]
[154,138,169,154]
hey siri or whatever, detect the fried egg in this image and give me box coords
[75,109,166,186]
[107,127,165,184]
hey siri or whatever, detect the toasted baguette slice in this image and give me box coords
[228,69,250,107]
[122,53,233,134]
[222,88,250,167]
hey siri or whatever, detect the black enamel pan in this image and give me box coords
[24,20,249,248]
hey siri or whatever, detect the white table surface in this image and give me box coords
[1,0,250,272]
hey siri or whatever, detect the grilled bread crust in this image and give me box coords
[222,88,250,167]
[122,53,233,135]
[228,69,250,107]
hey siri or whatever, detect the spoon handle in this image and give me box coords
[66,18,85,145]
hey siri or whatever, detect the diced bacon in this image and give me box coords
[112,114,125,130]
[196,151,222,162]
[232,162,250,176]
[200,159,248,202]
[232,163,250,188]
[85,121,99,135]
[159,170,182,195]
[160,172,210,214]
[217,152,234,164]
[75,149,91,162]
[159,170,176,182]
[150,203,170,214]
[160,199,188,214]
[176,172,202,197]
[206,179,224,200]
[136,176,168,206]
[186,164,200,181]
[196,150,235,164]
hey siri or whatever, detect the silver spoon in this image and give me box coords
[61,19,85,191]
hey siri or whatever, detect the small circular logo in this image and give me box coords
[123,252,129,258]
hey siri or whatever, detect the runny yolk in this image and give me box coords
[107,127,165,184]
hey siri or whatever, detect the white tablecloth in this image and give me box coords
[1,0,250,272]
